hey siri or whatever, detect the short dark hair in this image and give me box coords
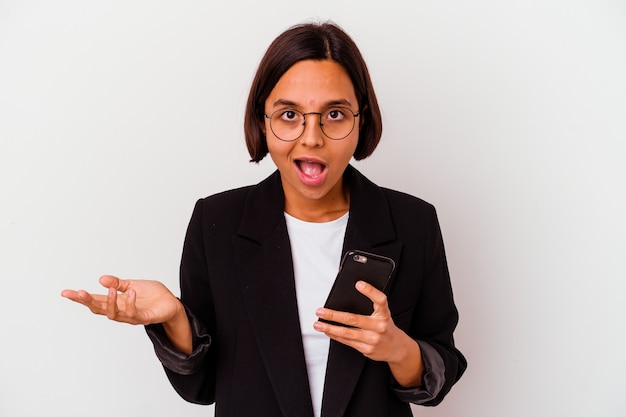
[244,22,383,163]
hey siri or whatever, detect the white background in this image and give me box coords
[1,1,625,416]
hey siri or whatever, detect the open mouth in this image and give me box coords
[295,159,326,179]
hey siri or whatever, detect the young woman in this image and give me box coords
[62,22,466,417]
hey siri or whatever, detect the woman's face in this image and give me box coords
[263,59,360,217]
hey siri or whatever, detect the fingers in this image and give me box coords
[106,287,119,320]
[314,281,396,357]
[316,308,362,329]
[104,287,138,323]
[314,315,385,358]
[61,288,97,305]
[125,288,137,317]
[315,308,386,333]
[314,281,391,329]
[315,285,402,362]
[61,284,131,322]
[60,289,80,301]
[61,288,109,317]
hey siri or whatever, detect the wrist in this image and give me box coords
[162,300,187,332]
[160,301,193,355]
[388,333,424,388]
[387,329,417,365]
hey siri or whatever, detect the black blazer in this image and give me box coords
[155,165,466,417]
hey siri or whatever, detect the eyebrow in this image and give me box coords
[270,98,355,109]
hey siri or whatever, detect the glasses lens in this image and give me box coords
[320,107,356,140]
[269,109,305,141]
[269,107,357,141]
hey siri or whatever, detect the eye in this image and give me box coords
[280,110,300,122]
[326,109,346,121]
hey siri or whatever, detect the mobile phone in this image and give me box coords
[319,250,395,326]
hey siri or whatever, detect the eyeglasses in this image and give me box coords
[264,107,360,142]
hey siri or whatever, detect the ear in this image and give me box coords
[259,115,267,135]
[359,105,368,129]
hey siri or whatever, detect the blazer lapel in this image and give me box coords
[321,166,403,417]
[233,171,315,417]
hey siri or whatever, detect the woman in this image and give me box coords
[62,21,466,417]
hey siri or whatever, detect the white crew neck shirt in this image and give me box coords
[284,211,349,417]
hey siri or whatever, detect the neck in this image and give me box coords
[284,182,350,223]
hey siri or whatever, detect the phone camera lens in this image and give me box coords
[353,254,367,263]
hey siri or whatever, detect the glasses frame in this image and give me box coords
[264,107,360,142]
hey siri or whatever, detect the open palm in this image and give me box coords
[61,275,182,325]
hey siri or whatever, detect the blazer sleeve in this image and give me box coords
[145,199,218,405]
[145,305,212,375]
[392,340,446,403]
[410,205,467,406]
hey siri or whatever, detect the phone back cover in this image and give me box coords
[323,251,395,316]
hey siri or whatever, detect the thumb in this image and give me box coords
[99,275,129,292]
[356,281,391,317]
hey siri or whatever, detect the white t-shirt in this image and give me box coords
[284,211,349,417]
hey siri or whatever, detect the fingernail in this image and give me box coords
[313,322,323,331]
[356,281,366,290]
[316,308,325,317]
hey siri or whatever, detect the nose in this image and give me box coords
[299,112,324,147]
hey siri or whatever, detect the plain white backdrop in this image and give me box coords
[1,1,625,416]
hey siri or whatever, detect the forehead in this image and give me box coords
[266,59,357,108]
